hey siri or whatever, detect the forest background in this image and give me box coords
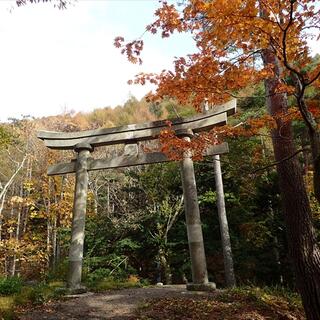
[0,89,318,287]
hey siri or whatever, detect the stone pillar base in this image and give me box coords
[186,282,216,291]
[66,286,88,295]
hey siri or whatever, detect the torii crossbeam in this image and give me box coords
[38,99,236,291]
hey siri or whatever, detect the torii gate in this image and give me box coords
[37,99,236,291]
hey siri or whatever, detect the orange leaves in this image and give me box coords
[308,100,320,117]
[115,0,319,127]
[157,108,309,161]
[146,2,187,37]
[274,83,296,95]
[307,65,320,84]
[114,37,144,64]
[158,123,220,161]
[130,72,160,87]
[256,64,275,81]
[113,36,124,48]
[157,107,308,162]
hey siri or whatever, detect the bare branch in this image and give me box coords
[0,154,27,202]
[251,147,308,174]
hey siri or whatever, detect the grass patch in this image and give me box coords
[0,281,68,319]
[86,276,142,292]
[0,296,15,319]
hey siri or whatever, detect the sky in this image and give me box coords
[0,0,319,122]
[0,0,194,121]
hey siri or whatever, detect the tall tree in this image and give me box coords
[116,1,320,318]
[262,45,320,320]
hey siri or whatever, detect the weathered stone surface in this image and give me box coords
[48,143,229,176]
[186,282,216,291]
[67,145,92,290]
[180,135,209,285]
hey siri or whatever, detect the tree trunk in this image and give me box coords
[52,215,57,268]
[0,188,8,241]
[159,248,171,284]
[52,176,65,269]
[262,47,320,320]
[107,183,110,215]
[22,158,33,235]
[272,236,283,284]
[290,73,320,203]
[309,129,320,202]
[12,184,23,276]
[47,217,52,269]
[301,128,309,176]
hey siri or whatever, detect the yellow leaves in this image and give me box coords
[127,274,140,284]
[0,238,20,251]
[23,180,34,192]
[30,211,40,219]
[10,196,34,207]
[239,222,270,248]
[10,196,24,204]
[7,227,15,234]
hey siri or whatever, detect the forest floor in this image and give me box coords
[16,285,305,320]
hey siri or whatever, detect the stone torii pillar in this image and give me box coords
[204,100,236,287]
[67,143,93,290]
[178,129,216,290]
[213,154,236,287]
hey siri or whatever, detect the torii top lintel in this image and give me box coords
[37,99,236,150]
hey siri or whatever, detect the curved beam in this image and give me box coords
[37,100,236,150]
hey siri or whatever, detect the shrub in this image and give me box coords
[86,268,111,284]
[139,278,150,287]
[0,277,23,295]
[46,260,69,282]
[86,277,142,292]
[27,286,47,305]
[127,275,140,284]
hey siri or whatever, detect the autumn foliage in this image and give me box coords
[114,1,320,161]
[115,0,320,110]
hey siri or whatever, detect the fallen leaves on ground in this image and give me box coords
[134,289,305,320]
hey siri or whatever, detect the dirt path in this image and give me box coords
[18,286,216,320]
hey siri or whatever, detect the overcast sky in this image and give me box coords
[0,0,194,121]
[0,0,319,122]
